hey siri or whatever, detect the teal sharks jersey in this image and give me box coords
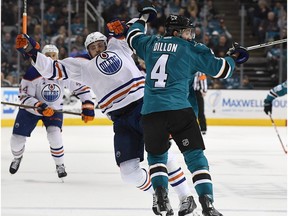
[127,20,236,115]
[265,81,287,103]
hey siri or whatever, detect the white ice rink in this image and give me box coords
[1,125,287,216]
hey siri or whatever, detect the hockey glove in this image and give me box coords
[16,34,40,61]
[81,100,95,123]
[264,99,272,115]
[137,0,157,22]
[226,42,249,64]
[107,19,128,39]
[34,102,55,117]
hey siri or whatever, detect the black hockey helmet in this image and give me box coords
[165,14,194,36]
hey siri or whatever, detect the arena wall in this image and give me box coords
[1,88,286,127]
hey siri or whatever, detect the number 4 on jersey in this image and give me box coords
[151,54,169,88]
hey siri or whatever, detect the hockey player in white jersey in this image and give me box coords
[9,44,95,179]
[15,29,196,215]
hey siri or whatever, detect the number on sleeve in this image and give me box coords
[151,54,169,88]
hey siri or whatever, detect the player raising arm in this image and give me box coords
[15,27,199,215]
[9,45,95,179]
[126,0,249,215]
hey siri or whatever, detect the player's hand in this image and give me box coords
[137,0,157,22]
[264,100,272,115]
[81,100,95,123]
[16,34,40,60]
[226,42,249,64]
[107,19,128,39]
[35,102,55,117]
[16,34,30,59]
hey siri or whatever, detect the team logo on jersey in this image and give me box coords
[41,84,61,102]
[95,51,122,75]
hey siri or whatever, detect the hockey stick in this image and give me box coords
[1,101,81,116]
[268,113,287,154]
[246,38,287,51]
[22,0,27,34]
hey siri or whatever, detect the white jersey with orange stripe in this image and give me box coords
[19,66,93,116]
[32,37,145,115]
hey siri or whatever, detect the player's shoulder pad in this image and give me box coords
[189,41,210,53]
[23,66,42,81]
[74,53,91,60]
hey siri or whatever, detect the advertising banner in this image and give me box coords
[2,88,287,126]
[205,90,287,119]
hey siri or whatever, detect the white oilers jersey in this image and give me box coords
[19,66,93,116]
[32,37,145,115]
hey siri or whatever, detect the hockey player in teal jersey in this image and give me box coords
[15,17,204,216]
[124,1,249,215]
[264,81,287,115]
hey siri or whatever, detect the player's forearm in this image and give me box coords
[31,52,55,79]
[73,86,93,102]
[32,52,83,84]
[126,21,146,50]
[20,95,38,107]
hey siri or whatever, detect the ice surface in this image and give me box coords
[1,125,287,216]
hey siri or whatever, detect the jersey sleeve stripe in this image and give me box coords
[213,59,232,79]
[75,91,91,96]
[74,85,90,92]
[269,90,279,98]
[127,29,143,52]
[21,96,31,104]
[51,61,68,80]
[55,62,63,79]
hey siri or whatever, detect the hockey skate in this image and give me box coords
[178,195,197,216]
[152,193,161,215]
[9,156,23,174]
[56,164,67,178]
[199,195,223,216]
[154,186,174,216]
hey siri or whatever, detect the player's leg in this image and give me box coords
[167,150,197,216]
[111,103,153,192]
[43,112,66,178]
[10,109,40,174]
[170,108,222,216]
[10,134,26,174]
[119,158,153,192]
[142,112,173,216]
